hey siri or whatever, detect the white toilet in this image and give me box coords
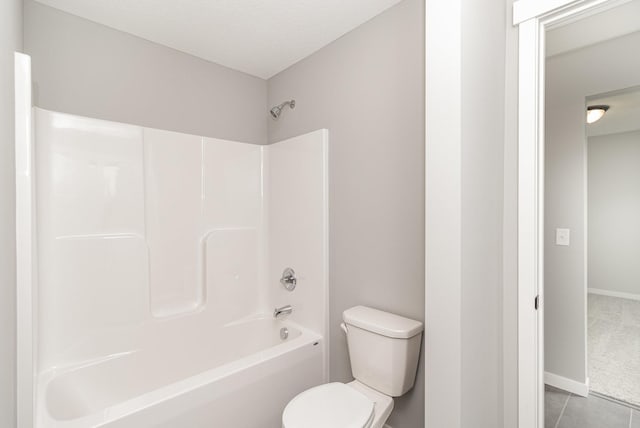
[282,306,423,428]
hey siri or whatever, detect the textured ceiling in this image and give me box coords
[34,0,403,79]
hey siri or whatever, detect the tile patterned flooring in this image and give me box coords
[546,385,640,428]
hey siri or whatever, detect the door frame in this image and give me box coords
[514,0,626,427]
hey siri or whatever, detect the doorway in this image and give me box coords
[544,28,640,424]
[585,87,640,408]
[515,0,640,426]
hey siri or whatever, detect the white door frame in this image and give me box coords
[514,0,624,427]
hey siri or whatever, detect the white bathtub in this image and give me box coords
[36,318,324,427]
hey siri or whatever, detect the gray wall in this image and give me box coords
[267,0,425,426]
[0,0,23,427]
[427,0,511,425]
[588,130,640,296]
[502,1,520,426]
[545,32,640,384]
[461,0,506,425]
[24,0,267,145]
[425,0,462,425]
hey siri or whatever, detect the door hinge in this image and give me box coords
[534,295,540,310]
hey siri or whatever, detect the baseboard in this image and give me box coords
[588,288,640,302]
[545,371,589,397]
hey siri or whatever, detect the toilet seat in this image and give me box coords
[282,382,374,428]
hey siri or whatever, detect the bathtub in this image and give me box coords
[36,318,324,427]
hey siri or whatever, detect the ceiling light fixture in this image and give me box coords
[586,105,609,124]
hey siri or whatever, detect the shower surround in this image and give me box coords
[23,108,328,427]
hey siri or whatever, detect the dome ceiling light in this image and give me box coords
[587,105,609,124]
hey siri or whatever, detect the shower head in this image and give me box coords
[270,100,295,119]
[269,107,281,119]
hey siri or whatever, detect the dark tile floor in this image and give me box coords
[546,385,640,428]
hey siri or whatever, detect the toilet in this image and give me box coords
[282,306,423,428]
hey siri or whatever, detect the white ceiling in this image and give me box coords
[34,0,403,79]
[546,0,640,57]
[587,87,640,137]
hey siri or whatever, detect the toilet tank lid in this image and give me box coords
[343,306,423,339]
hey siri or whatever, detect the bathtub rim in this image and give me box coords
[36,319,323,427]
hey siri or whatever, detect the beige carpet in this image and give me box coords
[588,293,640,407]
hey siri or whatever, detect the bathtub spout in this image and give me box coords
[274,305,293,318]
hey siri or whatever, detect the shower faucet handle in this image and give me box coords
[280,267,297,291]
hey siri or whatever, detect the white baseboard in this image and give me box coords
[545,372,589,397]
[588,288,640,302]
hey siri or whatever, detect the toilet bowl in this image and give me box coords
[282,381,393,428]
[282,306,422,428]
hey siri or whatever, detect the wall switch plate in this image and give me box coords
[556,228,570,246]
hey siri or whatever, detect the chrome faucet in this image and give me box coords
[274,305,293,318]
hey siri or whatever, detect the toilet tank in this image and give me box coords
[343,306,423,397]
